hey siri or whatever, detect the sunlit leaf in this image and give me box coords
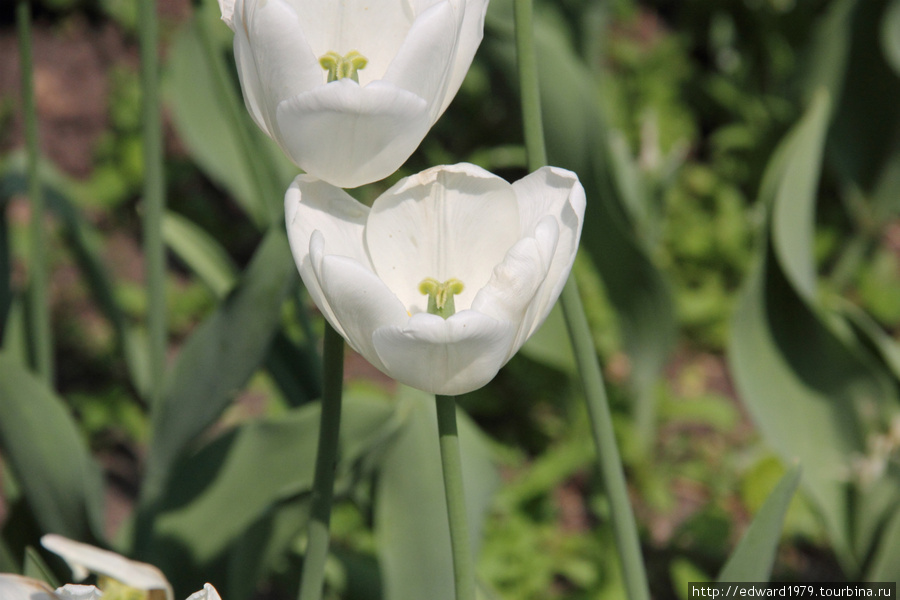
[147,391,400,596]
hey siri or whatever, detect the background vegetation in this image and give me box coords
[1,0,900,598]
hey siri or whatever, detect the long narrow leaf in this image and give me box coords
[0,352,104,542]
[717,465,801,582]
[141,228,297,505]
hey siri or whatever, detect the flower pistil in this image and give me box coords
[318,51,368,83]
[419,278,464,319]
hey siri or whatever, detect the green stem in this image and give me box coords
[17,0,53,383]
[138,0,167,405]
[298,324,345,600]
[559,282,650,600]
[513,1,650,600]
[435,394,475,600]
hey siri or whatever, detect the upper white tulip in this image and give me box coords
[286,163,585,395]
[218,0,489,188]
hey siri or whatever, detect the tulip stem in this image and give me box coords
[514,1,651,600]
[138,0,167,405]
[17,0,53,384]
[435,394,476,600]
[298,324,345,600]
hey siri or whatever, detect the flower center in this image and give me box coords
[98,577,153,600]
[418,278,464,319]
[319,51,368,83]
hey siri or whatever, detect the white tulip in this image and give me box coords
[218,0,489,188]
[0,536,222,600]
[286,163,585,395]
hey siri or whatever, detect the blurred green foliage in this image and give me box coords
[2,0,900,597]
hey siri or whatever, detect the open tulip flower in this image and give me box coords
[286,163,585,395]
[218,0,489,188]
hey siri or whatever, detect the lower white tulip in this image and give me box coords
[286,163,585,395]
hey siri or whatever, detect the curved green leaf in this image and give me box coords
[729,92,898,571]
[142,228,297,504]
[147,391,400,595]
[0,352,104,542]
[717,465,801,582]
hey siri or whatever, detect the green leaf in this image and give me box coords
[0,200,9,341]
[729,92,897,571]
[866,503,900,582]
[164,4,295,226]
[23,546,59,587]
[485,1,676,445]
[0,351,104,541]
[884,0,900,77]
[520,304,575,373]
[146,390,400,595]
[141,228,297,504]
[375,387,498,600]
[717,466,801,582]
[162,211,238,298]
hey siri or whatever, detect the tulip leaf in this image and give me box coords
[866,504,900,582]
[0,351,105,542]
[821,0,900,195]
[884,0,900,77]
[729,91,898,569]
[142,227,297,502]
[484,2,676,448]
[375,387,498,600]
[147,390,401,595]
[162,210,239,298]
[717,465,800,582]
[165,3,296,227]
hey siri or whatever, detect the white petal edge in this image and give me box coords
[440,0,489,115]
[218,0,236,29]
[470,217,558,355]
[276,80,430,188]
[372,310,516,395]
[285,175,370,337]
[55,585,103,600]
[382,0,463,120]
[511,167,586,339]
[186,584,222,600]
[0,574,59,600]
[41,535,173,600]
[311,253,410,372]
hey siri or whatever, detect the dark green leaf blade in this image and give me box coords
[142,228,297,503]
[0,352,104,541]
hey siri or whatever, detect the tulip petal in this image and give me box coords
[312,253,409,372]
[285,177,370,338]
[382,0,463,120]
[55,586,103,600]
[372,310,515,395]
[511,167,586,337]
[442,0,489,114]
[276,80,429,187]
[366,164,519,314]
[41,535,173,600]
[232,0,322,139]
[218,0,236,29]
[0,575,60,600]
[283,0,415,83]
[186,584,222,600]
[471,218,558,354]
